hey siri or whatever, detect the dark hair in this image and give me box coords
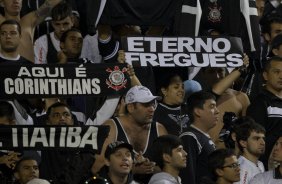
[264,56,282,72]
[51,2,72,21]
[46,102,71,118]
[219,112,238,149]
[186,91,216,122]
[234,117,265,152]
[160,73,182,89]
[271,34,282,50]
[0,19,21,35]
[14,157,37,172]
[149,135,183,169]
[0,101,15,121]
[261,16,282,34]
[60,28,81,43]
[208,149,235,180]
[158,73,183,97]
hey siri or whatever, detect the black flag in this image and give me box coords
[174,0,202,36]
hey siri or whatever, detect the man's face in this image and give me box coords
[2,0,22,16]
[61,31,83,58]
[129,100,156,125]
[168,145,187,170]
[14,160,39,184]
[47,106,74,125]
[219,156,240,183]
[244,131,265,157]
[106,148,133,175]
[197,99,219,130]
[263,61,282,93]
[266,23,282,43]
[273,137,282,162]
[52,17,73,39]
[0,24,21,52]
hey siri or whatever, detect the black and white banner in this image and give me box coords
[122,36,244,67]
[0,125,109,152]
[0,63,130,99]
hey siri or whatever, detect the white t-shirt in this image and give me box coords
[8,100,33,125]
[234,156,265,184]
[34,32,60,64]
[149,172,182,184]
[81,33,102,63]
[250,170,282,184]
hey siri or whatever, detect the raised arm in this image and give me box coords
[212,53,249,95]
[23,0,63,27]
[118,50,142,86]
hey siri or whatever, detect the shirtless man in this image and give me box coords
[0,0,62,62]
[92,85,167,183]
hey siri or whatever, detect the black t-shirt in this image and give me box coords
[0,56,32,64]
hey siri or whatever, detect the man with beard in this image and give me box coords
[45,102,75,126]
[0,20,31,64]
[234,117,266,184]
[40,102,95,184]
[250,133,282,183]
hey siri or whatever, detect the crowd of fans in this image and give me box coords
[0,0,282,184]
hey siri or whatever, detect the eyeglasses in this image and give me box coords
[222,163,240,169]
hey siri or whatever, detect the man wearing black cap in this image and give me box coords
[250,133,282,183]
[98,141,138,184]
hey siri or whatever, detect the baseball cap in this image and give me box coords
[271,34,282,51]
[125,86,161,104]
[104,141,133,159]
[26,179,50,184]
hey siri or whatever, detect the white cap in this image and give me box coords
[125,86,161,104]
[26,179,51,184]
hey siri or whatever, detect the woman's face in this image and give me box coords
[162,76,184,105]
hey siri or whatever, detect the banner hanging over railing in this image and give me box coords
[0,63,130,99]
[121,36,244,67]
[0,125,109,153]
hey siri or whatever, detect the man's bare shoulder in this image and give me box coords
[233,90,248,99]
[156,122,168,136]
[102,119,115,126]
[20,11,38,28]
[224,89,248,98]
